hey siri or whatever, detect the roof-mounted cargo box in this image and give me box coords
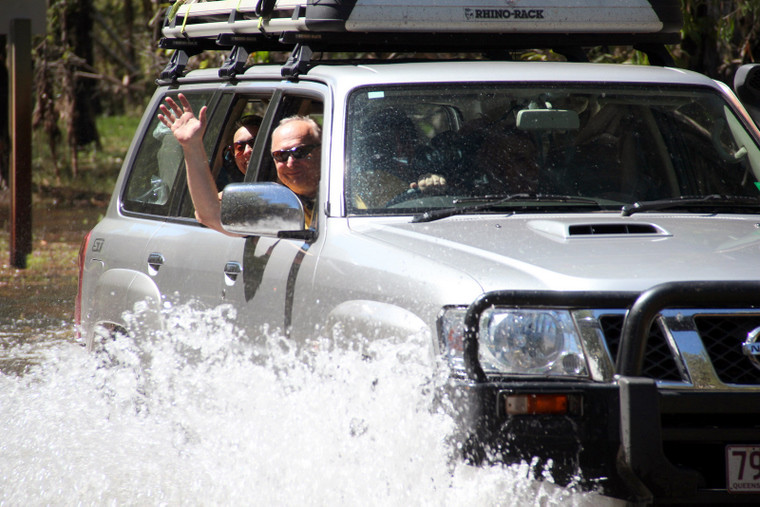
[158,0,682,80]
[162,0,681,48]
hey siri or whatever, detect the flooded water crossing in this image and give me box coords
[0,203,611,505]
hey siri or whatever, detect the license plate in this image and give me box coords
[726,445,760,493]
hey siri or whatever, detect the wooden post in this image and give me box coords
[8,18,32,268]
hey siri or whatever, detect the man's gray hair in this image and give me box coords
[276,115,322,140]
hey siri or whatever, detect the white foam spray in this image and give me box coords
[0,303,608,506]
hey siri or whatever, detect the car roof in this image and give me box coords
[174,59,720,94]
[179,60,713,86]
[300,60,715,87]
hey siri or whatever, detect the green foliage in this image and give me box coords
[678,0,758,80]
[33,114,141,195]
[28,0,760,193]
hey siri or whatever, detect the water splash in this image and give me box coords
[0,303,606,505]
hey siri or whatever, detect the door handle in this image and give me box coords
[224,262,242,283]
[147,252,164,274]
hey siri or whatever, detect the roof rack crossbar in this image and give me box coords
[281,43,313,80]
[159,37,220,52]
[216,32,283,52]
[219,45,250,79]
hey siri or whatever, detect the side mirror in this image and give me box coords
[734,63,760,127]
[220,182,312,239]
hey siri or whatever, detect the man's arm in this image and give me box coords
[158,93,238,236]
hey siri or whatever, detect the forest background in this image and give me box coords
[0,0,759,200]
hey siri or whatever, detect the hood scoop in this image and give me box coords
[569,223,661,235]
[529,220,668,239]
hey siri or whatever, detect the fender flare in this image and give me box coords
[324,299,431,343]
[86,268,163,349]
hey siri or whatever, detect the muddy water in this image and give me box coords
[0,202,612,505]
[0,200,104,374]
[0,201,103,321]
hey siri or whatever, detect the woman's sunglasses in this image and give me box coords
[271,144,319,163]
[231,139,256,156]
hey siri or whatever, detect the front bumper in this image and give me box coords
[450,281,760,504]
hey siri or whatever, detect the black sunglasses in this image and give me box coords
[271,143,319,163]
[231,138,256,156]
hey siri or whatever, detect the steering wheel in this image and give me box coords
[385,188,422,207]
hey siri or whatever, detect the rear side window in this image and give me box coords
[122,92,214,216]
[176,94,272,219]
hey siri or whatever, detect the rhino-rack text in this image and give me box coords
[464,8,545,20]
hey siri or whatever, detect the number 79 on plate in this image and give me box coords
[727,445,760,493]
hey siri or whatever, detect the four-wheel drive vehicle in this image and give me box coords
[77,0,760,503]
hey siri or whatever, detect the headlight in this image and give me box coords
[481,308,588,376]
[439,307,589,377]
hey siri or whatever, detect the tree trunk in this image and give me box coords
[66,0,101,149]
[0,35,9,189]
[680,1,722,80]
[32,38,62,181]
[680,0,758,84]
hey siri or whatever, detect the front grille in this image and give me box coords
[596,312,760,385]
[599,315,682,381]
[694,315,760,385]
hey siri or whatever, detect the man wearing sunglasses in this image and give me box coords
[158,93,321,234]
[269,115,321,226]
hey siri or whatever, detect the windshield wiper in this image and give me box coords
[621,194,760,217]
[411,193,600,223]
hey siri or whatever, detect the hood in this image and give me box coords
[348,213,760,292]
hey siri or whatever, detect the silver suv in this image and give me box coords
[77,5,760,503]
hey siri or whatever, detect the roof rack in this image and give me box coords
[158,0,683,80]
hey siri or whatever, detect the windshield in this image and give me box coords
[345,84,760,215]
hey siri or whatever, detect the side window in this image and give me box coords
[177,94,272,219]
[244,94,324,229]
[254,95,323,184]
[122,92,214,216]
[211,97,269,190]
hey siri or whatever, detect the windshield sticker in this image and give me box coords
[464,8,545,20]
[368,91,385,99]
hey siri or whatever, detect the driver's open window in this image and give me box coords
[254,96,323,185]
[247,95,324,230]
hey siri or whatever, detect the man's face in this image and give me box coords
[232,126,258,174]
[271,121,321,197]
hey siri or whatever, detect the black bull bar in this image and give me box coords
[461,281,760,502]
